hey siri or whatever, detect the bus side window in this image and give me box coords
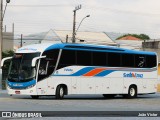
[38,59,48,81]
[39,60,49,75]
[135,55,146,68]
[108,52,121,67]
[146,55,157,68]
[57,50,76,69]
[92,51,106,66]
[76,50,92,66]
[122,54,134,67]
[38,49,59,81]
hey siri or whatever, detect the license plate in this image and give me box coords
[15,91,20,94]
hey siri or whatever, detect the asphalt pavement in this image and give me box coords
[0,90,160,119]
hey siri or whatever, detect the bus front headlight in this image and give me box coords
[26,84,35,89]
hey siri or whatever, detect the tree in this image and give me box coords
[138,34,150,40]
[2,50,14,71]
[116,34,150,40]
[2,50,14,58]
[1,50,14,89]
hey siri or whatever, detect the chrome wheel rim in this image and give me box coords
[60,88,64,97]
[130,88,135,96]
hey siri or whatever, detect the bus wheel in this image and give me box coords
[103,94,115,98]
[126,86,137,99]
[56,85,64,99]
[31,95,39,99]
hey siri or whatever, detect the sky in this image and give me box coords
[3,0,160,39]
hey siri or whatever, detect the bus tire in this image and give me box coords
[31,95,39,99]
[103,94,115,98]
[126,85,137,99]
[56,85,64,99]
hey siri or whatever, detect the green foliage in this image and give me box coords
[116,34,150,40]
[2,50,14,58]
[1,50,14,89]
[2,50,14,70]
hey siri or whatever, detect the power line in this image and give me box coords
[5,4,160,16]
[6,4,73,7]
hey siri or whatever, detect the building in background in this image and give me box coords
[24,29,117,46]
[104,32,125,41]
[117,35,141,40]
[116,35,142,50]
[3,32,14,51]
[54,30,117,46]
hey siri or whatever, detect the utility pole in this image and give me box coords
[0,0,3,66]
[0,0,10,65]
[0,0,2,90]
[66,34,68,43]
[72,5,81,43]
[0,0,10,90]
[12,23,14,34]
[20,34,23,47]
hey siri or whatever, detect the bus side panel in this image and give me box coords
[142,79,157,93]
[141,70,157,94]
[123,78,143,94]
[71,77,77,94]
[109,78,124,94]
[123,70,157,94]
[76,77,95,94]
[103,71,124,94]
[95,78,110,94]
[36,79,48,95]
[47,76,72,95]
[76,77,110,94]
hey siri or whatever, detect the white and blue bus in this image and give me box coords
[1,42,158,99]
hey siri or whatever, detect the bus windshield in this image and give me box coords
[8,53,40,82]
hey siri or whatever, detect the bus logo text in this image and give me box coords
[123,72,143,78]
[64,68,73,72]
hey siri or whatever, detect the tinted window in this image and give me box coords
[59,50,76,65]
[92,51,106,66]
[76,50,92,66]
[38,49,59,81]
[135,55,146,68]
[58,50,76,69]
[146,55,157,68]
[108,52,121,67]
[122,54,134,67]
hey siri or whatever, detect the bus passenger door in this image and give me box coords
[36,59,49,95]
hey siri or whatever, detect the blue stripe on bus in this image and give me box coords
[94,70,115,77]
[7,79,36,89]
[53,66,156,77]
[71,67,95,76]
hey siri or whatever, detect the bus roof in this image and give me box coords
[16,43,156,55]
[46,43,156,55]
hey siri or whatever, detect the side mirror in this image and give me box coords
[1,57,12,67]
[32,56,46,67]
